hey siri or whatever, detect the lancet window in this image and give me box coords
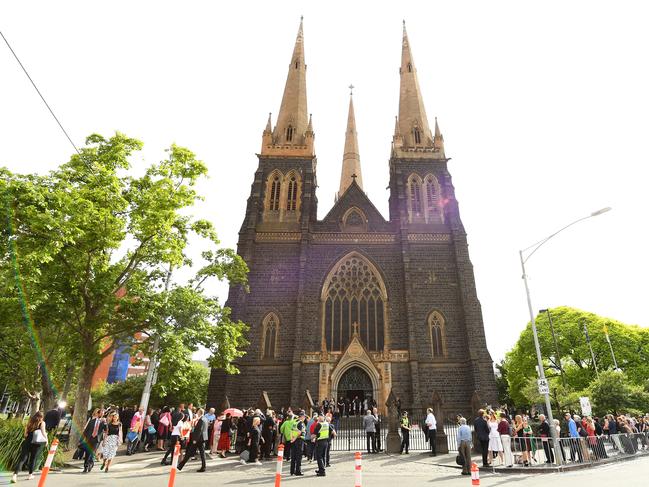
[322,254,387,352]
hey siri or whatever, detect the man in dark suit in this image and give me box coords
[473,409,490,468]
[44,407,62,434]
[178,408,208,472]
[82,409,106,473]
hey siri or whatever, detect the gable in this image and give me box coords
[319,181,389,232]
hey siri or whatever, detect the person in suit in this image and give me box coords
[473,409,490,467]
[82,409,106,473]
[44,408,61,434]
[178,409,208,472]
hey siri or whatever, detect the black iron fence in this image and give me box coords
[330,415,471,452]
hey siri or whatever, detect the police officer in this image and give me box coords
[290,410,306,476]
[312,413,329,476]
[399,411,411,454]
[280,413,294,461]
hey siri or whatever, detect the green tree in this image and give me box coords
[1,133,248,446]
[505,306,649,409]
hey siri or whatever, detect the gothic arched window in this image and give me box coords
[428,311,446,358]
[322,253,387,352]
[424,174,443,223]
[269,174,281,211]
[408,62,412,72]
[286,125,294,142]
[287,176,298,211]
[262,313,279,359]
[408,174,422,217]
[414,127,421,144]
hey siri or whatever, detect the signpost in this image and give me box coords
[537,378,550,395]
[580,397,592,417]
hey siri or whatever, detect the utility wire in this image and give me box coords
[0,29,82,157]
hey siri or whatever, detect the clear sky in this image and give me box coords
[1,1,647,363]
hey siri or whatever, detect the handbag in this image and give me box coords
[32,429,47,444]
[456,454,465,466]
[239,449,250,462]
[148,425,157,435]
[159,415,170,427]
[126,431,139,442]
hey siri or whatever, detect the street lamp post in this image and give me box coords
[539,308,565,387]
[519,207,611,466]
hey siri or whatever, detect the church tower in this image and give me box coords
[388,22,496,408]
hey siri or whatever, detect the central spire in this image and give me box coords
[338,88,363,197]
[261,18,313,157]
[395,22,435,152]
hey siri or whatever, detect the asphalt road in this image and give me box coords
[4,451,649,487]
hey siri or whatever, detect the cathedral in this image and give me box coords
[208,20,497,417]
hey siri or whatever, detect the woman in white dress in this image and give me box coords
[487,411,504,465]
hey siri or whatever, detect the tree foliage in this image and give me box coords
[505,306,649,413]
[92,362,210,408]
[1,133,249,445]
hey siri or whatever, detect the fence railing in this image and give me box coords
[490,433,649,467]
[330,416,471,452]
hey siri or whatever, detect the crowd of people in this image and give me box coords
[58,402,344,478]
[456,408,649,475]
[7,399,649,483]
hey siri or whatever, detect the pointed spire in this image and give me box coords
[262,17,310,156]
[261,113,273,151]
[433,116,444,154]
[397,22,434,150]
[264,113,272,133]
[338,90,363,197]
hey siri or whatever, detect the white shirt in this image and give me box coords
[425,412,437,429]
[171,420,184,437]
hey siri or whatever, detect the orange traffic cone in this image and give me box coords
[471,462,480,485]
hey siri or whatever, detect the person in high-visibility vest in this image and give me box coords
[290,410,306,476]
[312,414,329,476]
[399,411,411,454]
[280,413,295,461]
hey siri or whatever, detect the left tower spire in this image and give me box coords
[261,17,314,157]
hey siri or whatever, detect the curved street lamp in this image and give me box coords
[519,207,611,465]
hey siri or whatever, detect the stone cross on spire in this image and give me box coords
[338,87,363,197]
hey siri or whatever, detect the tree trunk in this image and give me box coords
[69,359,95,448]
[61,364,76,402]
[39,368,57,411]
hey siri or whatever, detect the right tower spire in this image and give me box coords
[394,22,437,153]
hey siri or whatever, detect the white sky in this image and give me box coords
[2,1,648,364]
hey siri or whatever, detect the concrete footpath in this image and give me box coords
[4,450,649,486]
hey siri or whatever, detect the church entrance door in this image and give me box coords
[338,366,374,409]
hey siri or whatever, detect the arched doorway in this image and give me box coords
[337,366,373,404]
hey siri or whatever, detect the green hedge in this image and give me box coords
[0,419,64,472]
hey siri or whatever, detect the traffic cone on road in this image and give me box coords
[470,462,480,485]
[275,444,285,487]
[354,451,362,487]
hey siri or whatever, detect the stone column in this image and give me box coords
[431,391,448,454]
[384,389,402,453]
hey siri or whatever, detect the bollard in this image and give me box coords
[354,451,362,487]
[275,444,284,487]
[470,462,480,486]
[37,438,59,487]
[167,442,181,487]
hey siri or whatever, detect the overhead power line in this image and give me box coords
[0,29,82,157]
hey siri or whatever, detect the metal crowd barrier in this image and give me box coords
[492,433,649,467]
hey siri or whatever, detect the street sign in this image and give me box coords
[580,397,592,416]
[537,378,550,394]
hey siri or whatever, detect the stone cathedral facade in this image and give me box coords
[208,20,497,416]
